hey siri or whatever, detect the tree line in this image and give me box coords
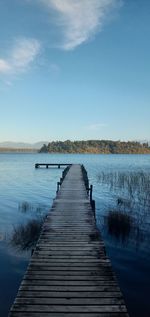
[39,140,150,154]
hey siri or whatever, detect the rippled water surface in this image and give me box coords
[0,153,150,316]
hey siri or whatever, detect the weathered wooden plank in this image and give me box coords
[32,251,105,255]
[40,232,97,236]
[21,280,117,286]
[34,245,104,255]
[32,253,105,258]
[31,257,106,261]
[24,271,116,281]
[33,249,103,254]
[36,244,104,248]
[35,246,104,250]
[39,237,100,241]
[36,242,104,245]
[11,304,127,313]
[17,290,123,298]
[43,222,94,226]
[18,285,121,292]
[28,265,112,271]
[41,230,95,233]
[34,248,104,252]
[33,249,104,254]
[29,261,111,267]
[43,226,95,230]
[26,270,114,276]
[28,261,111,268]
[14,297,125,305]
[10,312,129,317]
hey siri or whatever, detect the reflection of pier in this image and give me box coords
[35,163,72,169]
[9,164,129,317]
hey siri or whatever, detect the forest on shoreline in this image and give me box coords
[0,140,150,154]
[39,140,150,154]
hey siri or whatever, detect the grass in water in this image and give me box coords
[107,210,132,241]
[11,217,45,251]
[98,171,150,212]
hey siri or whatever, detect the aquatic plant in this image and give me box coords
[98,170,150,246]
[10,217,45,251]
[18,201,49,216]
[18,201,33,213]
[106,209,132,242]
[98,171,150,213]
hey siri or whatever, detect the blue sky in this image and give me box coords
[0,0,150,142]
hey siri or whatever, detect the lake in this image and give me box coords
[0,153,150,317]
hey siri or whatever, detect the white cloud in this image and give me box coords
[0,38,41,76]
[87,123,108,130]
[11,38,41,71]
[0,59,12,73]
[40,0,122,50]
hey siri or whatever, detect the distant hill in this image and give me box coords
[0,141,48,149]
[39,140,150,154]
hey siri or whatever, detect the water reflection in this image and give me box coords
[106,209,131,242]
[97,206,150,254]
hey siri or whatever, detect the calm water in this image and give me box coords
[0,153,150,316]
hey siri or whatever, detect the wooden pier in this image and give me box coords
[35,163,72,169]
[9,164,129,317]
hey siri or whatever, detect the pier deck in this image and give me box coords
[9,164,129,317]
[35,163,72,169]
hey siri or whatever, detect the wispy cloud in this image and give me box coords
[0,38,41,77]
[87,123,108,131]
[0,59,12,74]
[40,0,123,50]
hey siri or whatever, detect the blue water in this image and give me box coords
[0,153,150,316]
